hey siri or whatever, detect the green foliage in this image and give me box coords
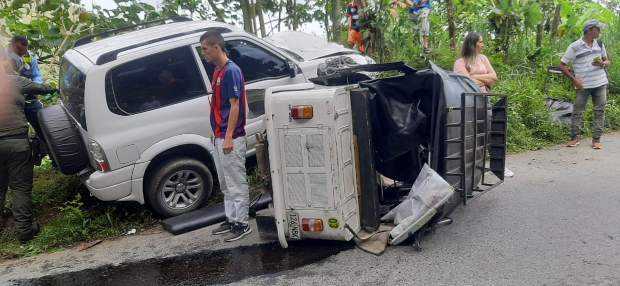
[22,194,154,256]
[372,0,620,153]
[31,159,82,213]
[494,73,568,152]
[0,0,98,59]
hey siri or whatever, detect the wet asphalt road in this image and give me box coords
[231,133,620,286]
[17,134,620,286]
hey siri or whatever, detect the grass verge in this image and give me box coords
[0,160,157,261]
[0,162,265,261]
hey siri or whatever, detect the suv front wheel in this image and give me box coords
[146,158,214,217]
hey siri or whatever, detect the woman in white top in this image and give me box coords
[453,32,498,92]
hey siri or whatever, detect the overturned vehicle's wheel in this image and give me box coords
[38,105,89,175]
[146,158,214,217]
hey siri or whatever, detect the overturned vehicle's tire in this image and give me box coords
[38,105,89,175]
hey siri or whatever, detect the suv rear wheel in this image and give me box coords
[146,158,213,217]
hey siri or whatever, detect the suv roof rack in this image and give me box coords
[95,26,232,65]
[73,15,193,48]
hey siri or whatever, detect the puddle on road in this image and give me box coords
[16,241,353,286]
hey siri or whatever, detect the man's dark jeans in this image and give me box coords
[571,85,607,140]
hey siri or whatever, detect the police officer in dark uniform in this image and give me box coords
[0,51,54,243]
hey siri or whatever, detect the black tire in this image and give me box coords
[146,158,214,217]
[38,105,89,175]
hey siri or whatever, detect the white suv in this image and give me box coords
[39,19,371,217]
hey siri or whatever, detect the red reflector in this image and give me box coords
[99,162,110,172]
[301,218,323,232]
[290,105,313,120]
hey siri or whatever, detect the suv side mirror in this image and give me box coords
[287,61,297,78]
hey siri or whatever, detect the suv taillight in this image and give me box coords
[88,139,110,172]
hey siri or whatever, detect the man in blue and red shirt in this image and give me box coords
[200,31,251,242]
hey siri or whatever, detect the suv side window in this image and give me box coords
[226,40,289,83]
[106,46,206,115]
[196,40,289,84]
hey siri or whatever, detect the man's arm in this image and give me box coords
[223,98,239,153]
[560,45,583,89]
[11,75,54,96]
[222,68,245,154]
[559,61,583,89]
[597,43,611,68]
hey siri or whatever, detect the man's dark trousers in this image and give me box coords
[0,137,34,235]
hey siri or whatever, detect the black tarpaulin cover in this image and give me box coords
[360,63,479,182]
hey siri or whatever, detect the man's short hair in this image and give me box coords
[11,35,28,46]
[200,31,225,51]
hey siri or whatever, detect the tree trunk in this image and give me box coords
[330,0,341,42]
[256,0,267,37]
[277,4,283,32]
[205,0,226,22]
[549,4,561,39]
[286,0,296,30]
[250,0,258,35]
[324,5,331,40]
[536,23,544,47]
[240,0,254,34]
[446,0,457,50]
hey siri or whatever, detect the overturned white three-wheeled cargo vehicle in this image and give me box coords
[257,62,508,248]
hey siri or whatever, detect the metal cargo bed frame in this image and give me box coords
[443,92,507,205]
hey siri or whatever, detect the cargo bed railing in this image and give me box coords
[443,92,507,205]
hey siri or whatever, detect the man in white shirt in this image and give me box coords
[560,19,611,149]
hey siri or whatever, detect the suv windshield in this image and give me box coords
[60,59,87,129]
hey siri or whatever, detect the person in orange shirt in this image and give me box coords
[347,0,366,54]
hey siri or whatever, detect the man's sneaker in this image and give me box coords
[566,137,581,147]
[212,221,233,235]
[224,223,252,242]
[592,139,603,150]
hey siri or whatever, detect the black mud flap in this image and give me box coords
[350,87,380,231]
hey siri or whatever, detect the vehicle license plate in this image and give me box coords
[288,212,301,240]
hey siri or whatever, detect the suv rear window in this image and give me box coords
[60,59,87,129]
[106,46,206,115]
